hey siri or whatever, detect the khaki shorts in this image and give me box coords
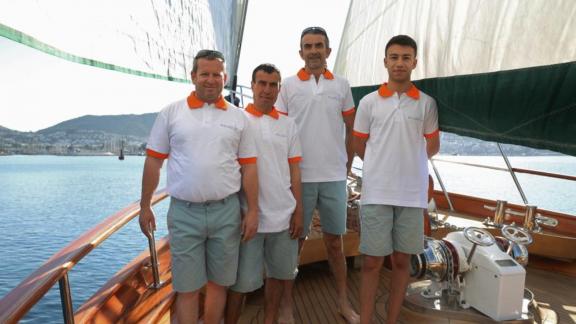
[302,180,347,237]
[359,204,424,256]
[230,230,299,293]
[167,195,241,292]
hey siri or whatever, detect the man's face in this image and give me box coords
[191,58,227,102]
[251,70,281,110]
[299,34,331,70]
[384,44,417,83]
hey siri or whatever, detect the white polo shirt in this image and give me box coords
[146,92,257,203]
[353,83,439,208]
[276,68,355,182]
[242,104,302,233]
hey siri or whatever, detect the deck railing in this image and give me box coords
[0,190,169,324]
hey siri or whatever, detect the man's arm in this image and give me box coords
[139,156,164,237]
[240,163,258,242]
[344,113,355,173]
[426,134,440,158]
[288,162,303,239]
[352,135,368,161]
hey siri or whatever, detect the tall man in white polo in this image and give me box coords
[225,64,303,324]
[276,27,359,323]
[139,49,259,324]
[353,35,440,324]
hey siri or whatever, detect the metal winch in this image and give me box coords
[409,225,533,321]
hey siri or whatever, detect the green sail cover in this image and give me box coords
[351,62,576,156]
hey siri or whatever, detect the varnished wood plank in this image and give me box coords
[235,260,576,324]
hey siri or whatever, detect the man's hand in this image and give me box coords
[139,206,157,238]
[289,209,303,239]
[241,209,258,242]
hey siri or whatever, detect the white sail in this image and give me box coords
[334,0,576,86]
[0,0,248,83]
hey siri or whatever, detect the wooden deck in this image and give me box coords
[237,259,576,324]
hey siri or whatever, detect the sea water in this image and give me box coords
[0,154,575,323]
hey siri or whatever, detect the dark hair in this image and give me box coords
[385,35,417,57]
[300,26,330,48]
[192,49,225,73]
[251,63,281,83]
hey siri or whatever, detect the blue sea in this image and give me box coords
[0,155,575,323]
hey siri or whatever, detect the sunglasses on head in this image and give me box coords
[194,49,225,61]
[301,26,327,38]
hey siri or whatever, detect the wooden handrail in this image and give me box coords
[0,190,169,324]
[433,158,576,182]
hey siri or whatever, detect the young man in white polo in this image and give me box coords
[225,64,303,324]
[276,27,359,323]
[139,49,259,324]
[353,35,440,324]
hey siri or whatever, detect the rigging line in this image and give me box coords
[433,97,497,133]
[434,96,576,139]
[502,102,576,135]
[0,23,189,84]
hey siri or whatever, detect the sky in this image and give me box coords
[0,0,350,132]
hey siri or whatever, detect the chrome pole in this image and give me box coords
[497,143,529,204]
[147,230,161,289]
[58,273,75,324]
[430,159,455,211]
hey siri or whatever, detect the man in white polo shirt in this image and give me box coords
[353,35,440,324]
[276,27,359,323]
[225,64,303,324]
[139,49,259,324]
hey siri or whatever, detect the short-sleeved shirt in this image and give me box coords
[242,104,302,233]
[353,83,439,208]
[275,68,355,183]
[146,92,257,203]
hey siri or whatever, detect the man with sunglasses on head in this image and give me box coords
[139,49,259,324]
[276,27,359,324]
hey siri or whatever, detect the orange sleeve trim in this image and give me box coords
[352,130,369,139]
[342,107,356,116]
[277,110,288,116]
[288,156,302,163]
[424,129,440,139]
[146,149,169,159]
[238,157,257,165]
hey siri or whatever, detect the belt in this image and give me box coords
[172,193,237,207]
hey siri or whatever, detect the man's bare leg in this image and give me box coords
[265,278,286,324]
[204,281,227,324]
[360,255,384,324]
[323,232,359,323]
[278,239,304,324]
[175,291,200,324]
[386,252,411,324]
[224,290,244,324]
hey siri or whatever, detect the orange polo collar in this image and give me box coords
[245,103,279,120]
[297,68,335,81]
[378,83,420,100]
[187,91,227,110]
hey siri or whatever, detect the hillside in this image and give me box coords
[37,113,157,138]
[0,114,560,156]
[0,125,18,134]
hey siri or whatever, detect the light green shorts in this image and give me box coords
[167,195,241,293]
[359,204,424,256]
[302,180,347,237]
[230,230,299,293]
